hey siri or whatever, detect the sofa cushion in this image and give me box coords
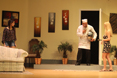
[0,46,18,59]
[0,57,24,62]
[0,46,28,62]
[17,49,28,57]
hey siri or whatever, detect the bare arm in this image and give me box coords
[90,26,97,41]
[14,28,17,47]
[2,28,6,46]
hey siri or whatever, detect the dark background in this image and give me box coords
[81,11,99,64]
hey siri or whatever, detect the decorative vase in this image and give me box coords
[37,58,42,64]
[113,58,117,65]
[116,58,117,65]
[62,58,68,64]
[35,58,42,64]
[35,58,38,64]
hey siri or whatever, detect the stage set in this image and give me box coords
[23,9,116,71]
[34,64,117,71]
[1,8,117,72]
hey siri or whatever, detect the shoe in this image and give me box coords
[75,62,80,65]
[108,69,113,71]
[86,63,90,66]
[100,69,107,72]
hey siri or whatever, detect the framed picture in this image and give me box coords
[110,13,117,34]
[62,10,69,30]
[34,17,41,37]
[48,12,56,33]
[2,10,19,28]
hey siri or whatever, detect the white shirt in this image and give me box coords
[77,25,97,50]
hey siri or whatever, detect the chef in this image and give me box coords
[75,19,97,66]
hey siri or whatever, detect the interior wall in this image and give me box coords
[0,0,29,51]
[27,0,117,62]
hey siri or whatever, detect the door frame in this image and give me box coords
[79,9,102,65]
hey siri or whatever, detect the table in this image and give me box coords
[25,55,36,67]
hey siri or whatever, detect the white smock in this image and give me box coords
[77,25,97,50]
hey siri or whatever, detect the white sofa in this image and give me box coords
[0,46,28,72]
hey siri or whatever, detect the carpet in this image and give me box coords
[0,71,33,75]
[53,69,116,72]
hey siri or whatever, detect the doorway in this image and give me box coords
[80,10,99,64]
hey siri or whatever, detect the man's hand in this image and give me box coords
[83,29,86,34]
[90,39,94,42]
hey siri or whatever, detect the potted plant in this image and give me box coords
[32,40,47,64]
[110,45,117,65]
[58,42,73,64]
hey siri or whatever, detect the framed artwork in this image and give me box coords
[48,12,56,32]
[34,17,41,37]
[2,10,19,28]
[110,13,117,34]
[62,10,69,30]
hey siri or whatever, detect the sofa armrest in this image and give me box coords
[17,49,28,58]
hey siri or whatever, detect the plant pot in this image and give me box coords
[113,58,117,65]
[116,59,117,65]
[62,58,68,64]
[35,58,42,64]
[35,58,38,64]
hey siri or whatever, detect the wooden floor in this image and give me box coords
[0,68,117,78]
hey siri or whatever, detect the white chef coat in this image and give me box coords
[77,24,97,50]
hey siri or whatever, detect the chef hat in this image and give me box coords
[82,19,88,23]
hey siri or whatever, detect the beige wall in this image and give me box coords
[0,0,117,63]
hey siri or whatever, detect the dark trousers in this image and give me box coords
[76,48,91,64]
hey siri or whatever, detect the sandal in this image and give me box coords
[108,69,113,71]
[100,69,107,72]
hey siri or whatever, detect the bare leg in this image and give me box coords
[11,46,16,48]
[102,53,107,70]
[6,46,9,48]
[107,53,113,70]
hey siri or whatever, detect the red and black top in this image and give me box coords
[2,27,16,43]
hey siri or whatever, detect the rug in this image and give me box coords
[53,69,116,72]
[0,71,33,75]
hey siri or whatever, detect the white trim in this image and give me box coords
[99,8,102,65]
[79,9,102,65]
[79,9,101,11]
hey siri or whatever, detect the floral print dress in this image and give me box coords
[2,27,16,43]
[102,35,111,53]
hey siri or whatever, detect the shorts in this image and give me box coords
[5,40,15,47]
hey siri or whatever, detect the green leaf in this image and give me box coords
[110,45,116,53]
[31,40,47,54]
[57,42,73,57]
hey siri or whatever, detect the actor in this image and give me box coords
[2,19,17,48]
[76,19,97,66]
[100,22,113,71]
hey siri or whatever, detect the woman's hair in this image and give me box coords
[8,19,14,27]
[104,22,113,37]
[8,19,15,30]
[7,19,16,36]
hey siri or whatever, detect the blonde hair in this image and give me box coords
[104,22,113,37]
